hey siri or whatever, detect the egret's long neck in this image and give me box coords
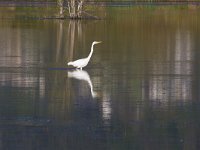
[87,43,95,60]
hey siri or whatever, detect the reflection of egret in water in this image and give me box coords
[68,69,97,98]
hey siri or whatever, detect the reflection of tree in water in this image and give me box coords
[66,20,83,62]
[54,20,84,64]
[146,30,193,106]
[48,20,86,122]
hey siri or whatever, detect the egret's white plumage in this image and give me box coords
[67,41,101,70]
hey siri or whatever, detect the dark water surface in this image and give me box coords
[0,7,200,150]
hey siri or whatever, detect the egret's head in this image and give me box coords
[93,41,102,45]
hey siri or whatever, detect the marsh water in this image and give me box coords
[0,7,200,150]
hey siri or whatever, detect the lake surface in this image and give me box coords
[0,7,200,150]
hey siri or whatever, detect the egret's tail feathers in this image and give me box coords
[68,62,72,66]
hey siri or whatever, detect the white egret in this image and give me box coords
[67,41,102,70]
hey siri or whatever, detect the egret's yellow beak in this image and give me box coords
[96,41,102,44]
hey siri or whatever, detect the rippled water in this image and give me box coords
[0,7,200,150]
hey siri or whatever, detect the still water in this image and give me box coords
[0,7,200,150]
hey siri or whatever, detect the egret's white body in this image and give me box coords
[67,41,101,70]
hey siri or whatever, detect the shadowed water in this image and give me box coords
[0,7,200,150]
